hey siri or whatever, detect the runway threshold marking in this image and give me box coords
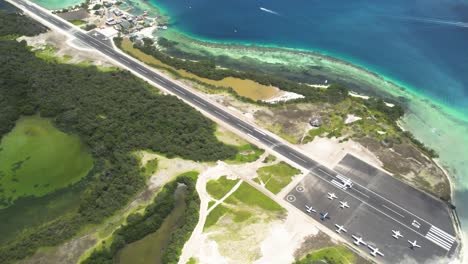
[382,204,405,218]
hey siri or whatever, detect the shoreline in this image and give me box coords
[27,0,466,261]
[162,30,468,125]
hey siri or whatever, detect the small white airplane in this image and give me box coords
[339,201,350,209]
[305,205,317,214]
[368,245,384,257]
[341,178,353,188]
[319,211,330,221]
[352,235,367,246]
[334,224,347,233]
[408,240,421,249]
[392,230,403,239]
[327,192,337,200]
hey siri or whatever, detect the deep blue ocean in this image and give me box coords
[150,0,468,113]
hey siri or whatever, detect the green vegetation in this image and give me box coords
[263,154,277,163]
[295,245,356,264]
[255,161,301,194]
[226,182,284,212]
[206,176,239,200]
[69,19,86,26]
[84,172,200,264]
[232,209,253,223]
[227,144,264,164]
[0,12,236,263]
[0,116,93,208]
[0,10,47,37]
[205,204,229,228]
[117,37,352,104]
[117,174,187,264]
[141,158,158,178]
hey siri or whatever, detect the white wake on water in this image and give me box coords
[398,16,468,28]
[259,7,280,16]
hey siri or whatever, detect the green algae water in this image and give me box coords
[0,116,93,208]
[29,0,468,256]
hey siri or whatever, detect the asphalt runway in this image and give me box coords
[9,1,460,262]
[286,155,458,263]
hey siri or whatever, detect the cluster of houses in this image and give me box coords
[93,0,167,34]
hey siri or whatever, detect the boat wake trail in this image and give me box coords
[259,7,280,16]
[397,16,468,28]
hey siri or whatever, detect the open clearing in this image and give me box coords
[0,116,93,208]
[255,161,301,194]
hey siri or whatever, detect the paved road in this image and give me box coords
[10,0,459,261]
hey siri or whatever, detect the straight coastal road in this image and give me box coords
[8,0,459,262]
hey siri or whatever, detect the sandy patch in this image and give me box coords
[344,114,362,124]
[254,210,319,264]
[18,31,117,68]
[298,137,382,169]
[264,90,305,104]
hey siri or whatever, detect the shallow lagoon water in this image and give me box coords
[29,0,468,257]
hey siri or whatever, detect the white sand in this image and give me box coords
[264,91,305,104]
[254,210,319,264]
[344,114,362,124]
[298,137,382,168]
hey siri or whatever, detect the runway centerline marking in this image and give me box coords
[382,204,405,218]
[193,98,207,107]
[214,110,229,119]
[290,152,306,163]
[305,169,431,242]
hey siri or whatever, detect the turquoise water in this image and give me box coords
[31,0,84,9]
[29,0,468,256]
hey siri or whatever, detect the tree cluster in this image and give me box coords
[83,173,199,264]
[0,10,47,37]
[0,12,235,263]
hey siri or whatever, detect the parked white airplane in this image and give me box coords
[341,177,353,188]
[352,235,367,246]
[327,192,337,200]
[334,224,347,233]
[368,245,384,257]
[339,201,350,209]
[408,240,421,249]
[305,205,317,213]
[392,230,403,239]
[320,211,330,221]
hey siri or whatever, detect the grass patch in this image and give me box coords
[226,182,284,212]
[69,20,86,26]
[206,176,239,200]
[207,200,215,209]
[295,245,356,264]
[227,144,264,164]
[263,154,277,163]
[141,158,158,178]
[205,204,229,228]
[256,161,301,194]
[0,116,93,208]
[232,209,253,223]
